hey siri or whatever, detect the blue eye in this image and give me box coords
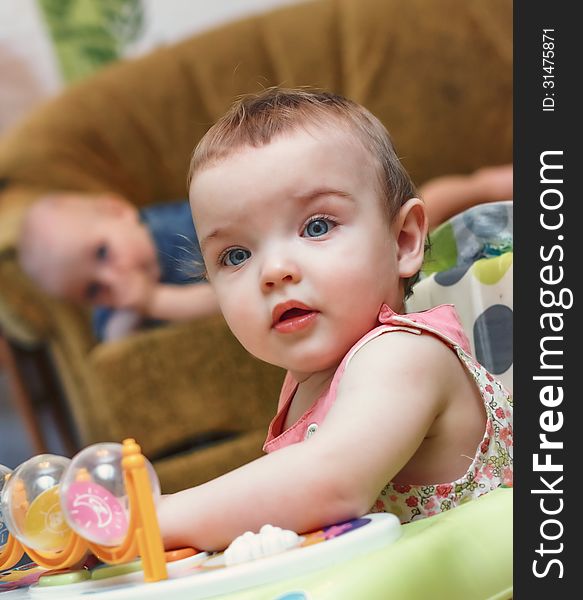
[223,248,251,266]
[303,218,334,238]
[96,244,108,261]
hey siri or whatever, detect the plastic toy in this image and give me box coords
[0,465,13,552]
[3,454,73,553]
[0,438,167,582]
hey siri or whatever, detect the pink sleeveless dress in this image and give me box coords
[263,303,513,523]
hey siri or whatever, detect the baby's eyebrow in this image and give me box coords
[200,229,224,253]
[200,224,240,253]
[293,187,353,204]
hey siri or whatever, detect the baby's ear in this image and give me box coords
[394,198,428,279]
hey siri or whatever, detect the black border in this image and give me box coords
[514,2,580,595]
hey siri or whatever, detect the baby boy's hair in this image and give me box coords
[189,87,421,296]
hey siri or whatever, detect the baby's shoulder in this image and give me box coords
[352,328,457,370]
[338,331,463,420]
[343,329,462,397]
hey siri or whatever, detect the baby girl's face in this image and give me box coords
[39,197,159,306]
[190,127,405,378]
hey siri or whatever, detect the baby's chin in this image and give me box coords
[259,346,346,379]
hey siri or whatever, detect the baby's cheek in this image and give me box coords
[225,318,265,360]
[219,296,258,337]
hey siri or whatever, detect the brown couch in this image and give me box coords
[0,0,512,492]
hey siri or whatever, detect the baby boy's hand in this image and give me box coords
[110,270,157,315]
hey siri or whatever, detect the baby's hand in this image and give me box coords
[110,270,157,315]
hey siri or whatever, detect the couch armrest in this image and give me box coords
[85,315,285,457]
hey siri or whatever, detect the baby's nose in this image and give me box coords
[260,258,301,292]
[99,265,127,289]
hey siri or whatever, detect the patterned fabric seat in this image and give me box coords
[407,201,513,391]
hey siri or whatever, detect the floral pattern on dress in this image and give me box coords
[371,345,513,524]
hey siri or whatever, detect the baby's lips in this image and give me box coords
[271,300,314,325]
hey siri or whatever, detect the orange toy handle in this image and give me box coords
[89,439,167,582]
[122,439,167,582]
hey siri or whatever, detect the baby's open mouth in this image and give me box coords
[272,302,319,333]
[278,307,313,323]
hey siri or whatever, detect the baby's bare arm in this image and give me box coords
[158,439,358,551]
[144,282,219,321]
[157,332,453,551]
[109,271,219,322]
[420,163,513,230]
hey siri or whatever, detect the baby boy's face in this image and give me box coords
[40,198,159,307]
[190,126,405,378]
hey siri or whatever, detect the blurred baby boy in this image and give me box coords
[18,192,219,341]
